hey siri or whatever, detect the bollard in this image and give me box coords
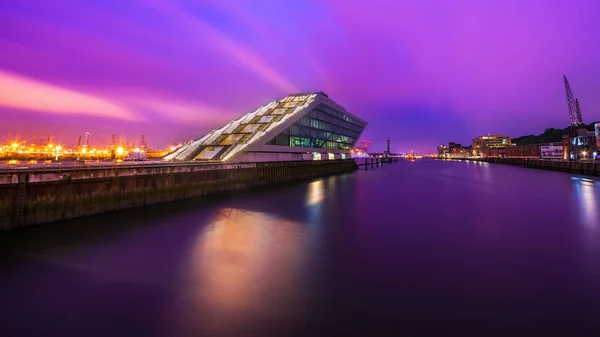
[365,157,368,170]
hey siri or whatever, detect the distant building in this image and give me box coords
[479,143,563,159]
[448,142,461,154]
[441,143,471,157]
[460,145,472,156]
[437,144,448,157]
[472,134,512,155]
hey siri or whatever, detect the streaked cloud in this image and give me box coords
[144,0,297,93]
[118,93,235,123]
[0,69,136,120]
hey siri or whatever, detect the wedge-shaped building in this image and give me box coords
[163,92,367,162]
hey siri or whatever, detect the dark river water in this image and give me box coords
[1,159,600,336]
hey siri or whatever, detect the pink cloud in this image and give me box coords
[0,69,136,120]
[117,93,236,123]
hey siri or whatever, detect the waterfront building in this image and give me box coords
[479,143,565,159]
[448,142,461,154]
[437,144,448,157]
[472,134,512,155]
[563,128,598,160]
[449,143,471,156]
[459,145,472,156]
[164,92,367,162]
[442,142,471,157]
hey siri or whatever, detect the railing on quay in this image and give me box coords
[0,159,222,174]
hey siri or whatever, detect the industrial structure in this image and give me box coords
[351,139,371,157]
[383,139,392,158]
[564,75,583,128]
[164,92,367,162]
[1,131,162,161]
[563,75,597,160]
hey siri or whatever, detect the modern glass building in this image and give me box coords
[163,92,367,162]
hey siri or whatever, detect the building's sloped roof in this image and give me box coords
[164,93,319,161]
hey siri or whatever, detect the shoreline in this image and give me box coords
[438,157,600,176]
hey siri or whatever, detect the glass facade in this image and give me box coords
[164,92,366,162]
[266,104,365,150]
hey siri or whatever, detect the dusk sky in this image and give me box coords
[1,0,600,153]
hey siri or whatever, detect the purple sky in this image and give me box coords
[1,0,599,153]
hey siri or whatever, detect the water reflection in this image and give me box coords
[305,179,327,249]
[5,159,600,335]
[573,177,599,230]
[306,180,325,206]
[173,208,309,334]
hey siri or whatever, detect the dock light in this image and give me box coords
[54,145,62,161]
[81,148,87,154]
[11,143,18,148]
[134,147,140,153]
[116,147,124,155]
[582,151,588,157]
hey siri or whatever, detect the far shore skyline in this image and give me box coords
[1,0,599,153]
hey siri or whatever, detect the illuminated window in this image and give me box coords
[258,116,274,123]
[196,146,224,159]
[220,134,243,145]
[241,124,260,133]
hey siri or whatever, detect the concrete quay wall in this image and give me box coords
[451,157,600,176]
[0,160,357,230]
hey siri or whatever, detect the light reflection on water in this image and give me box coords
[572,177,599,253]
[577,179,598,230]
[172,208,309,335]
[306,179,325,206]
